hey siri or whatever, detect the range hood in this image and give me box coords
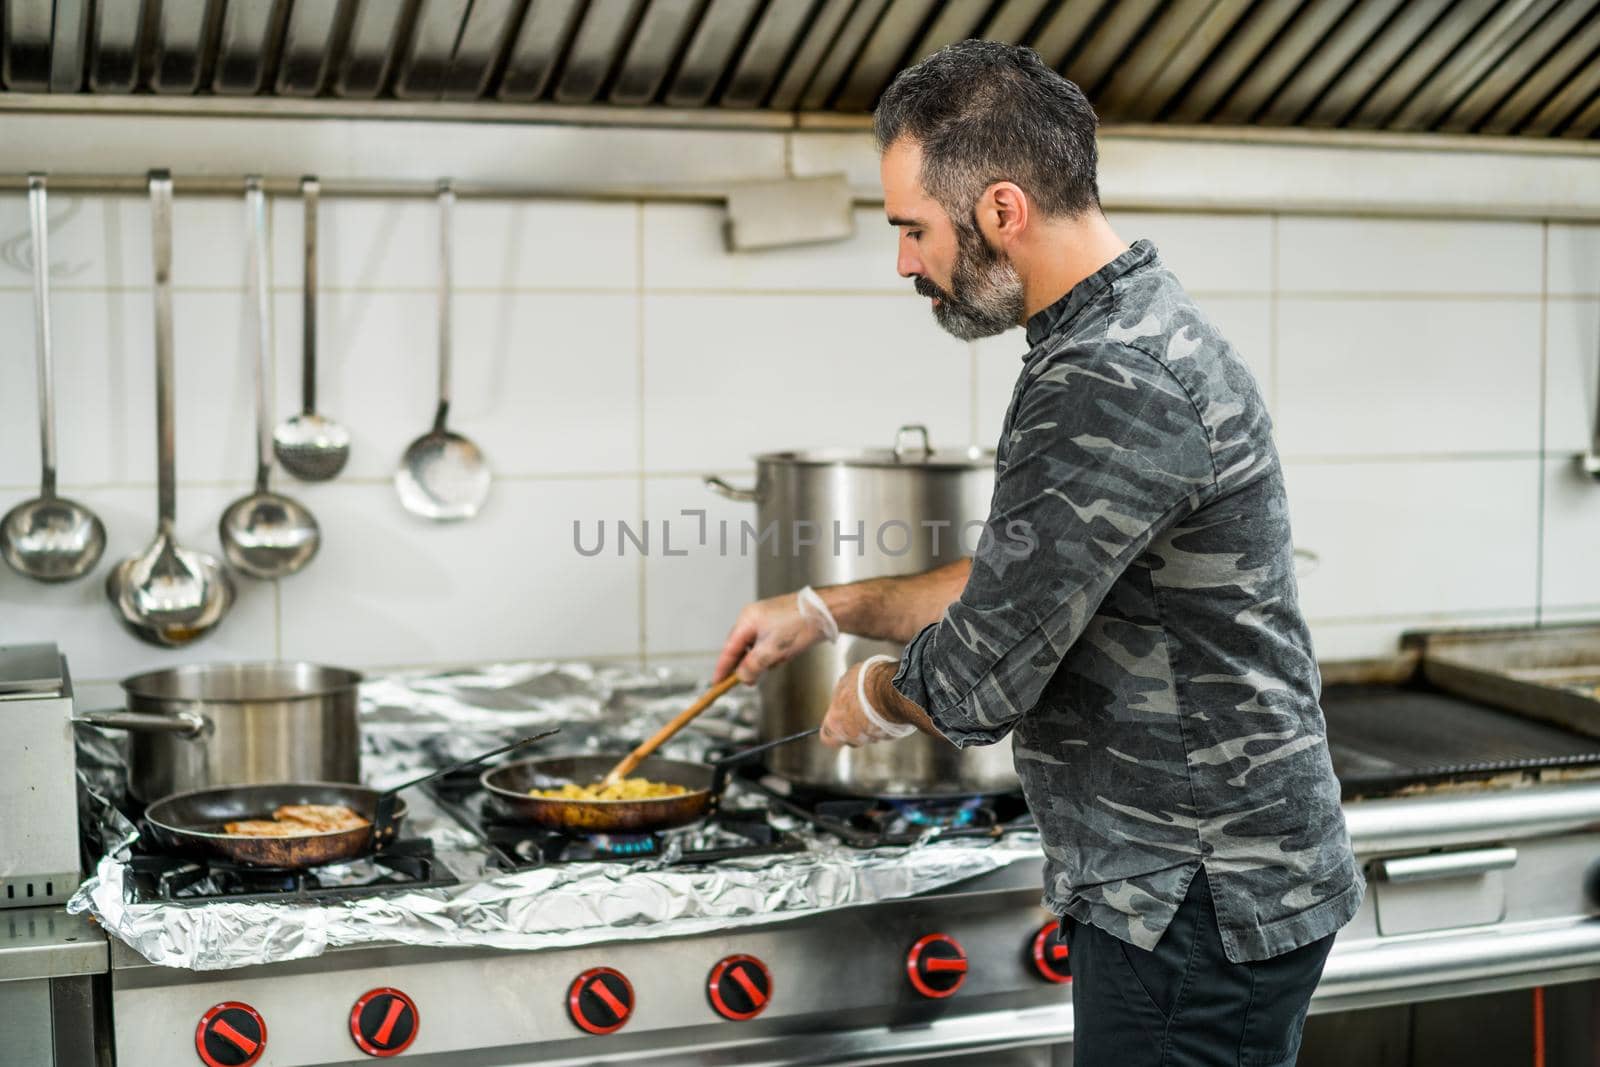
[1,0,1597,138]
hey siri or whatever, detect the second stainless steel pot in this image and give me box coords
[706,425,1018,797]
[75,662,361,802]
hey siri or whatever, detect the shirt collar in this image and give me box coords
[1022,238,1159,350]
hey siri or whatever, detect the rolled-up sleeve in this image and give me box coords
[892,342,1218,747]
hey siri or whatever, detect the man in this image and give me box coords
[712,40,1362,1067]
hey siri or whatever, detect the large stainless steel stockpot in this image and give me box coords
[74,662,361,802]
[706,425,1019,797]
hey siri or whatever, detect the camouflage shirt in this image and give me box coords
[891,239,1363,963]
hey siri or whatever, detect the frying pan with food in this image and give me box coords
[481,727,819,834]
[143,730,559,869]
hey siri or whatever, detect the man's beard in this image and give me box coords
[914,223,1025,341]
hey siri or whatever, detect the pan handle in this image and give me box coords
[708,726,820,799]
[371,728,561,843]
[72,708,211,739]
[710,726,822,770]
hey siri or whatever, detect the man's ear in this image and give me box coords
[979,182,1029,248]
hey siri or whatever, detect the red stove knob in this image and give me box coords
[568,967,635,1035]
[1030,920,1071,984]
[195,1001,266,1067]
[708,954,773,1021]
[906,933,968,998]
[349,987,420,1057]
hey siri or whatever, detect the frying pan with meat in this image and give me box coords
[481,727,820,834]
[143,730,559,869]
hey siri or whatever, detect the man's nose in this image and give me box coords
[897,237,922,279]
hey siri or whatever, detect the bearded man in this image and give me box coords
[714,40,1362,1067]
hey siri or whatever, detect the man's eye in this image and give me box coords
[907,230,922,240]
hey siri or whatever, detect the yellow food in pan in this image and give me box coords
[529,778,690,801]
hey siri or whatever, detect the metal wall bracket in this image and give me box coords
[723,174,854,252]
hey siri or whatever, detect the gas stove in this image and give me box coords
[736,764,1037,846]
[123,837,458,905]
[424,768,808,867]
[73,649,1600,1066]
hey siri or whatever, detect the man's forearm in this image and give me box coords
[816,559,971,644]
[865,658,940,738]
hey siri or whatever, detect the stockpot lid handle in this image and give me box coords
[892,425,932,463]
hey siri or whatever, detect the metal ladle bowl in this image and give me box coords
[1,498,106,582]
[1,174,106,583]
[219,491,321,577]
[395,180,490,521]
[274,412,350,482]
[107,530,235,647]
[220,177,321,579]
[396,427,491,520]
[272,178,351,482]
[107,170,234,647]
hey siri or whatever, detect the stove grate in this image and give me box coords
[125,838,458,905]
[736,767,1036,848]
[423,770,808,869]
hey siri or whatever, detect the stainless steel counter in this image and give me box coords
[0,906,107,982]
[0,907,108,1067]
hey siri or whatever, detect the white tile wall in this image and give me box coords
[641,292,969,470]
[269,196,639,291]
[1278,217,1544,295]
[0,176,1587,679]
[1274,297,1542,457]
[1544,297,1600,454]
[643,204,903,292]
[1548,223,1600,296]
[0,193,249,291]
[276,480,640,668]
[1107,211,1274,292]
[1284,458,1540,620]
[0,289,260,489]
[1542,458,1600,610]
[641,477,758,656]
[270,290,641,479]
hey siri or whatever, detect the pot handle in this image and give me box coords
[893,424,932,462]
[72,708,212,739]
[704,475,761,503]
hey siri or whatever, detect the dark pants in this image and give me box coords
[1063,867,1335,1067]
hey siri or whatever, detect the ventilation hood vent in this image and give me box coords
[2,0,1597,138]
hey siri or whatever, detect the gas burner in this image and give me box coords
[125,838,458,905]
[423,770,807,870]
[884,795,987,833]
[737,767,1034,848]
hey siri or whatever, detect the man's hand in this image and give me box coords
[820,659,921,748]
[712,589,835,686]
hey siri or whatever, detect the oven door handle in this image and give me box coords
[1375,846,1518,883]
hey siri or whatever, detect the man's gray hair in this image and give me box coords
[874,40,1101,224]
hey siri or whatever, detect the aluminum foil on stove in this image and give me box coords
[74,833,1039,970]
[69,659,1042,972]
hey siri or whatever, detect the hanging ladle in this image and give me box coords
[106,171,235,647]
[395,179,491,521]
[273,177,351,481]
[1,174,107,582]
[219,177,321,579]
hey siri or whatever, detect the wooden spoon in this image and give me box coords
[599,674,741,789]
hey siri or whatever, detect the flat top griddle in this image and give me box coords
[1323,683,1600,798]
